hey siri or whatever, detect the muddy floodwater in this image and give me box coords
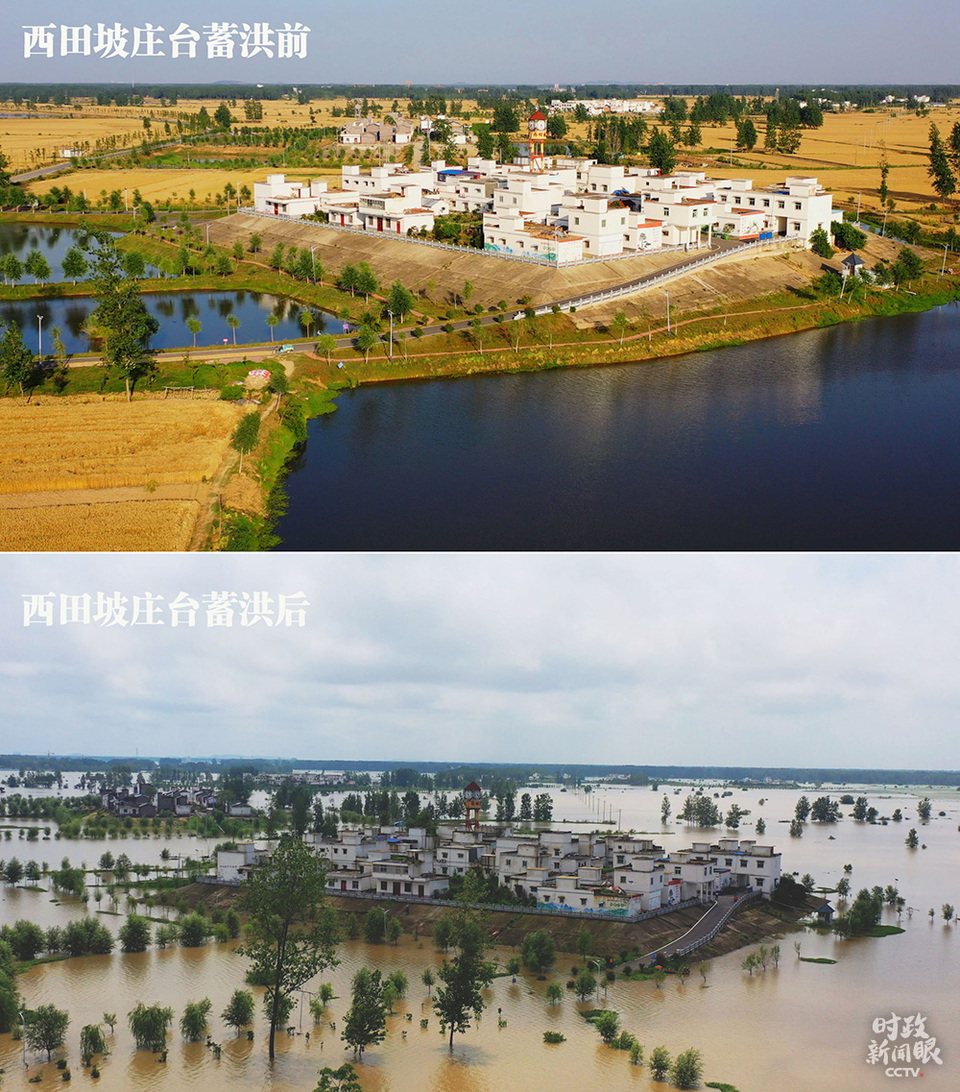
[2,782,958,1091]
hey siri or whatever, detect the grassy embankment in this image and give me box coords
[182,881,805,965]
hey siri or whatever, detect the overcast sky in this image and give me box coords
[2,1,957,86]
[2,553,958,771]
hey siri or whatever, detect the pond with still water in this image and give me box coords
[0,290,349,354]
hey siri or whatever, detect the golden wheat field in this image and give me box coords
[668,106,960,212]
[28,167,301,205]
[0,112,149,172]
[0,500,200,551]
[0,398,243,494]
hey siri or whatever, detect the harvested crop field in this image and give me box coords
[0,396,244,550]
[0,499,200,552]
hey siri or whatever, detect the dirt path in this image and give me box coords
[0,482,205,509]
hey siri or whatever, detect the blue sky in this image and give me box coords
[3,1,958,85]
[2,553,959,769]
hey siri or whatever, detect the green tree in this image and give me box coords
[214,102,233,129]
[25,1003,69,1061]
[299,307,317,338]
[249,233,263,254]
[231,411,260,472]
[62,246,89,284]
[24,248,51,285]
[476,126,495,159]
[928,123,957,199]
[221,989,255,1034]
[810,227,834,258]
[890,247,924,287]
[186,316,201,348]
[79,1023,106,1066]
[646,127,677,174]
[879,150,890,207]
[227,314,241,344]
[316,332,338,362]
[7,920,45,960]
[906,827,919,848]
[386,281,415,321]
[545,982,563,1005]
[364,908,387,944]
[533,793,553,822]
[179,913,208,947]
[2,253,24,286]
[355,324,379,363]
[102,1013,117,1035]
[240,834,338,1060]
[433,911,496,1050]
[736,118,758,151]
[128,1002,173,1052]
[180,997,212,1041]
[672,1047,704,1088]
[593,1010,620,1044]
[315,1063,364,1092]
[576,926,592,960]
[0,322,35,397]
[917,797,933,821]
[119,914,151,953]
[795,796,811,822]
[342,966,388,1057]
[520,929,556,973]
[122,250,146,279]
[610,311,629,346]
[650,1044,672,1079]
[266,312,280,342]
[87,240,159,400]
[421,967,435,995]
[832,221,867,251]
[355,261,378,302]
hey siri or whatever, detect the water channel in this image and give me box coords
[275,303,960,550]
[1,780,957,1091]
[0,224,163,284]
[0,291,347,354]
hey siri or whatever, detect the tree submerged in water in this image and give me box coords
[239,835,338,1061]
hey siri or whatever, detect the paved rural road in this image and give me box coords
[644,893,748,962]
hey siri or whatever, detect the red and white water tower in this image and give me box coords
[527,110,547,171]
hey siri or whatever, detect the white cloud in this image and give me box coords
[2,553,960,769]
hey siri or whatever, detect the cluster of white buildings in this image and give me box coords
[338,115,470,146]
[549,98,663,116]
[253,114,841,264]
[217,824,781,920]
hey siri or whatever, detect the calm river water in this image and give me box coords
[275,303,960,550]
[1,782,957,1091]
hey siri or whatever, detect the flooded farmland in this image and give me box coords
[2,781,958,1091]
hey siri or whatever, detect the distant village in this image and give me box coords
[217,781,782,921]
[252,108,840,264]
[101,776,252,819]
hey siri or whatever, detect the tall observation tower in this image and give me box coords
[464,781,483,831]
[527,110,547,172]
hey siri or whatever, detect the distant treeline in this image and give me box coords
[4,755,958,787]
[1,83,958,108]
